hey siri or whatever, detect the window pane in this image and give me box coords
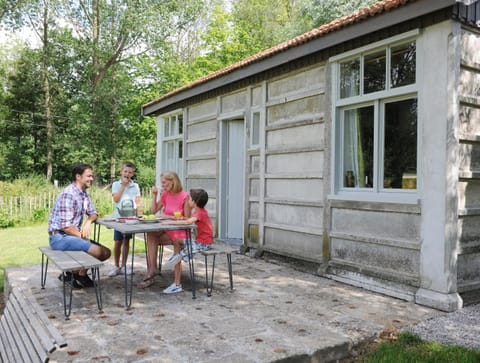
[383,98,417,189]
[178,114,183,135]
[178,140,183,159]
[343,106,374,188]
[391,42,416,88]
[364,51,386,94]
[251,112,260,146]
[171,116,177,137]
[164,117,170,137]
[165,142,175,170]
[340,58,360,98]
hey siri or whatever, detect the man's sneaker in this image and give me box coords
[108,266,122,277]
[163,254,182,270]
[58,271,73,282]
[58,272,82,288]
[74,274,95,288]
[162,283,183,294]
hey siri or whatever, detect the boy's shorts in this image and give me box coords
[181,239,211,260]
[114,230,133,241]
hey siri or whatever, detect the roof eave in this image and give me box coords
[142,0,457,117]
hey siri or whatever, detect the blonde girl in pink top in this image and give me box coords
[138,171,191,291]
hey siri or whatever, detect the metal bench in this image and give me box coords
[39,246,104,320]
[197,244,237,297]
[0,287,67,363]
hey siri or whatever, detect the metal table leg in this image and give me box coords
[185,228,196,299]
[124,234,135,309]
[40,253,49,289]
[62,271,74,320]
[92,266,103,313]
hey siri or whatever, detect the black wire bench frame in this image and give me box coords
[39,246,104,320]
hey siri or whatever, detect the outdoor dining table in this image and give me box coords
[94,217,197,309]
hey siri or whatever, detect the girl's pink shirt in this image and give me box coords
[160,190,189,240]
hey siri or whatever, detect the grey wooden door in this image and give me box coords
[220,119,245,243]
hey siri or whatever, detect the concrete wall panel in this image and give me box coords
[459,105,480,136]
[251,86,263,107]
[186,158,217,175]
[187,139,217,156]
[249,178,260,197]
[221,91,247,114]
[266,151,323,175]
[188,119,217,140]
[331,237,420,275]
[185,178,216,193]
[267,95,324,125]
[267,67,325,101]
[459,142,480,173]
[458,215,480,244]
[459,68,480,97]
[249,201,259,220]
[457,252,480,290]
[267,123,324,149]
[331,208,420,242]
[461,29,480,66]
[265,178,323,202]
[264,227,323,260]
[189,101,217,121]
[458,180,480,209]
[265,203,323,230]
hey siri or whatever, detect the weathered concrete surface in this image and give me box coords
[4,245,440,363]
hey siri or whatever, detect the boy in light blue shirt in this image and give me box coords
[109,162,141,276]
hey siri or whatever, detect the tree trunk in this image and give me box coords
[43,0,53,182]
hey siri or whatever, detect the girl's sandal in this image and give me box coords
[138,275,155,289]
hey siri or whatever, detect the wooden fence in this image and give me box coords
[0,187,152,220]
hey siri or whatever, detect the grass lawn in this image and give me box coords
[354,331,480,363]
[0,223,146,292]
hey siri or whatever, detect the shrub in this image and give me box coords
[0,210,16,228]
[31,207,49,223]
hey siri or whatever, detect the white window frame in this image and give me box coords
[159,110,184,182]
[330,29,420,204]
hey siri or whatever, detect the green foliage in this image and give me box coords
[364,331,480,363]
[0,210,16,228]
[31,207,48,223]
[300,0,379,30]
[81,187,114,218]
[134,164,156,190]
[0,174,55,196]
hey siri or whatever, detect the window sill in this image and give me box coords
[328,193,421,214]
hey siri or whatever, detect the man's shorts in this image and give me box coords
[49,231,92,252]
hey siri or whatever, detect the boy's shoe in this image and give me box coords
[162,283,183,294]
[108,266,122,277]
[74,274,95,288]
[120,266,134,276]
[163,254,182,270]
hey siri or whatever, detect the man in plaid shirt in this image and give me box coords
[48,163,111,288]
